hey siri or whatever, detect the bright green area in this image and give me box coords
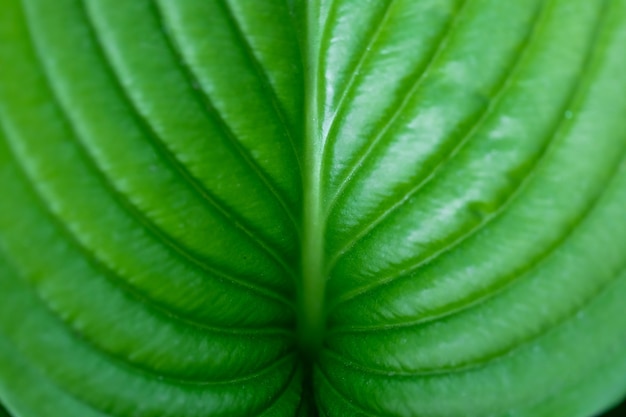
[1,0,626,416]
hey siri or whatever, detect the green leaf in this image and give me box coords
[0,0,625,416]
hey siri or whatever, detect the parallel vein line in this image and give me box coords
[319,0,396,142]
[153,1,302,234]
[315,364,379,416]
[330,134,626,334]
[255,360,299,416]
[325,262,626,377]
[323,0,469,219]
[1,120,294,335]
[18,1,294,308]
[221,0,304,177]
[0,241,298,386]
[0,332,115,417]
[329,131,626,335]
[327,0,610,311]
[324,0,549,272]
[78,0,296,279]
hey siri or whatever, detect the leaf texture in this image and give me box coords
[0,0,626,416]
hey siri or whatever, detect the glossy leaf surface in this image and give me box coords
[1,0,625,416]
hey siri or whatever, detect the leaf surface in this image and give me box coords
[0,0,626,416]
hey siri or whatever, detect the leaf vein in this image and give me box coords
[78,0,296,280]
[16,1,294,308]
[323,0,469,219]
[153,1,302,235]
[325,0,549,272]
[328,0,611,310]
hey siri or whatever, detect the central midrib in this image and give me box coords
[298,0,326,363]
